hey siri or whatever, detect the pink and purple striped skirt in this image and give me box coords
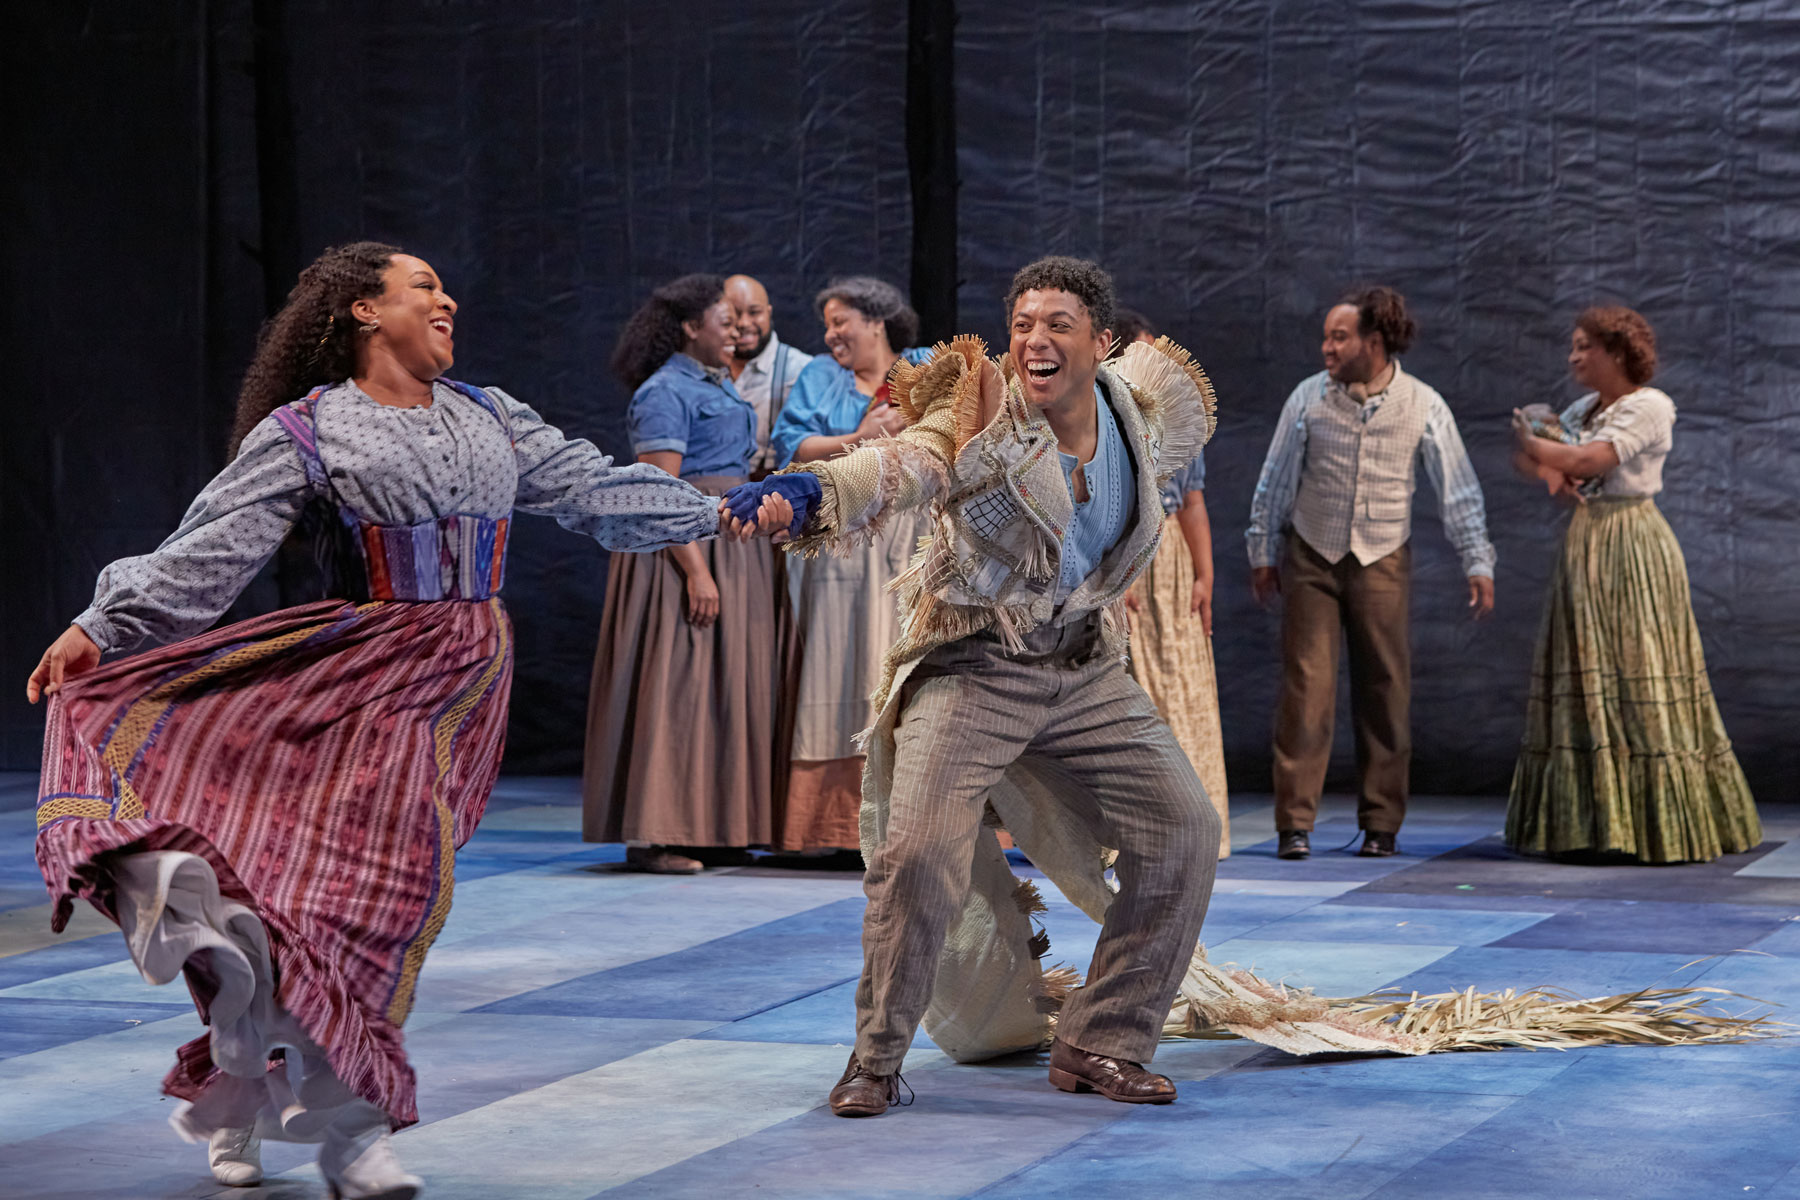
[35,596,512,1126]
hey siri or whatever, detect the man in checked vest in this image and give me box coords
[725,274,812,478]
[1245,286,1496,861]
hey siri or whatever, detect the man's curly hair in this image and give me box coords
[1339,285,1417,356]
[230,240,400,456]
[1576,305,1658,385]
[1004,256,1116,339]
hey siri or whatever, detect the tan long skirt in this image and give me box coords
[777,508,933,851]
[582,476,794,848]
[1505,497,1759,863]
[1126,516,1230,858]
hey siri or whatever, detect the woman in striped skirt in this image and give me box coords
[26,242,735,1197]
[1506,306,1760,864]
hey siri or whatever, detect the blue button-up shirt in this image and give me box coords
[770,348,934,468]
[1056,385,1136,603]
[1159,451,1205,516]
[627,353,757,480]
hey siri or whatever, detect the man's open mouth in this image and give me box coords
[1025,360,1060,380]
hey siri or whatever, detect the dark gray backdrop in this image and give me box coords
[6,2,1795,797]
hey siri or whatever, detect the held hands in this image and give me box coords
[26,625,101,704]
[719,474,822,544]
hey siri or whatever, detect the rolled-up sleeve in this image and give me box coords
[626,379,691,457]
[74,417,312,654]
[1590,391,1675,464]
[496,389,719,551]
[770,358,841,468]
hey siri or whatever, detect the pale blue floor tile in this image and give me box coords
[0,996,192,1059]
[474,898,867,1020]
[0,936,132,990]
[1219,1042,1587,1096]
[690,978,932,1049]
[1753,920,1800,954]
[1383,946,1723,999]
[1249,904,1552,947]
[1367,1043,1800,1200]
[1736,837,1800,877]
[609,1041,1265,1200]
[1207,938,1458,996]
[974,1077,1518,1198]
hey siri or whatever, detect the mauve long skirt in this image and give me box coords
[582,475,794,847]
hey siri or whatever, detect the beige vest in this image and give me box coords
[1290,369,1431,566]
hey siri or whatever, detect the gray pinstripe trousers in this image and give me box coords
[854,618,1221,1073]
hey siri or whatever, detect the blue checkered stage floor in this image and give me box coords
[1,773,1796,1199]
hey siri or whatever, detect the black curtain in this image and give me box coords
[4,0,914,772]
[8,2,1798,797]
[954,2,1800,795]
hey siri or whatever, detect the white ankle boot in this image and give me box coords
[319,1126,423,1200]
[207,1125,263,1186]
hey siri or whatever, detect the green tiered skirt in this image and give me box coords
[1506,497,1761,863]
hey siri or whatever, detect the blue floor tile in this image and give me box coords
[1367,1043,1800,1200]
[1255,903,1552,946]
[1381,946,1718,999]
[1488,899,1799,955]
[0,996,194,1059]
[472,897,865,1020]
[0,936,131,990]
[974,1076,1518,1197]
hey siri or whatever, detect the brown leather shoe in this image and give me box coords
[1047,1038,1176,1104]
[828,1053,905,1117]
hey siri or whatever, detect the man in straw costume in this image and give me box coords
[724,255,1221,1116]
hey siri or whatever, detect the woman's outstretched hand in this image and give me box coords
[718,492,796,544]
[26,625,100,704]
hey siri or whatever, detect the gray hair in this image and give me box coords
[814,276,920,351]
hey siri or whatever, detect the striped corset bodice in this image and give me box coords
[344,512,510,601]
[274,380,516,602]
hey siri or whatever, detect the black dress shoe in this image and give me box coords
[1358,830,1398,857]
[1047,1038,1176,1104]
[828,1053,906,1117]
[1277,830,1311,860]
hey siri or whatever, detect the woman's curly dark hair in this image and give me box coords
[1340,285,1417,356]
[612,273,727,391]
[1576,305,1657,385]
[814,276,920,352]
[229,241,401,456]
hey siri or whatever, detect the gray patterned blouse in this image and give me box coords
[75,379,720,653]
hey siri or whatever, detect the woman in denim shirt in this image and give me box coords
[584,274,794,874]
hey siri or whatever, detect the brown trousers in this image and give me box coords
[1273,537,1411,834]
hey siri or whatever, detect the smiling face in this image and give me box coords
[351,254,457,381]
[821,298,891,372]
[1567,327,1629,393]
[682,298,738,370]
[726,275,772,361]
[1321,303,1382,384]
[1008,288,1113,410]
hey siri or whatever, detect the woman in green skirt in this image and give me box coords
[1506,306,1760,863]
